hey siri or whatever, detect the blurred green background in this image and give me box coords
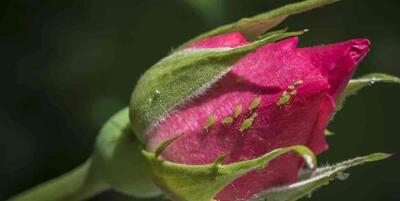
[1,0,399,200]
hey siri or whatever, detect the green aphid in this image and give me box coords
[249,96,262,111]
[233,104,243,118]
[293,79,304,86]
[239,112,257,133]
[204,115,217,131]
[277,91,292,106]
[222,116,234,125]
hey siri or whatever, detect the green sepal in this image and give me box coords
[324,129,335,136]
[92,107,162,198]
[251,153,391,201]
[336,73,400,112]
[142,145,316,201]
[177,0,341,50]
[130,30,305,141]
[258,28,288,39]
[155,135,182,158]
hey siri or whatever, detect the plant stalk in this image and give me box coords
[8,158,109,201]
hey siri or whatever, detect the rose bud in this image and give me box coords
[131,30,369,201]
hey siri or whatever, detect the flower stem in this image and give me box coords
[8,158,109,201]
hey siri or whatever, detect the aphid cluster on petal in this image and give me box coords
[204,96,262,134]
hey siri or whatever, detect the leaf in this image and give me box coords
[336,73,400,112]
[142,145,316,201]
[251,153,392,201]
[130,30,305,140]
[177,0,341,50]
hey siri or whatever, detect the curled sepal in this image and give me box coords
[142,145,316,201]
[336,73,400,112]
[155,135,182,158]
[324,129,335,136]
[251,153,392,201]
[177,0,340,49]
[130,30,305,140]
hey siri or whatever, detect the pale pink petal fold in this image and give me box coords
[188,32,248,49]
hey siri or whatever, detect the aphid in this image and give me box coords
[277,91,291,106]
[239,112,257,133]
[222,116,234,125]
[204,115,217,131]
[249,96,261,111]
[233,104,243,118]
[293,80,303,86]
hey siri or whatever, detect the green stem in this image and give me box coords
[8,158,110,201]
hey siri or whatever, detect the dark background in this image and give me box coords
[1,0,399,200]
